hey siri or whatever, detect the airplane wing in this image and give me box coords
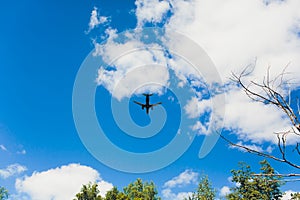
[133,101,145,106]
[150,102,162,107]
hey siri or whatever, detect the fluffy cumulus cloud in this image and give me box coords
[164,169,199,188]
[0,164,27,179]
[135,0,170,27]
[94,29,170,100]
[15,163,113,200]
[221,88,294,143]
[162,170,199,200]
[92,0,300,145]
[162,0,300,145]
[164,0,300,82]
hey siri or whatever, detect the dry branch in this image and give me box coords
[222,66,300,169]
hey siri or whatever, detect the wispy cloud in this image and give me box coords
[17,149,26,155]
[0,164,27,179]
[87,7,108,33]
[0,144,7,151]
[229,141,274,153]
[184,97,212,120]
[15,163,113,200]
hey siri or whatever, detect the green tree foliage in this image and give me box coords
[123,178,161,200]
[105,187,120,200]
[74,164,293,200]
[291,192,300,200]
[105,186,129,200]
[226,160,283,200]
[74,183,103,200]
[0,187,8,200]
[185,176,216,200]
[75,179,161,200]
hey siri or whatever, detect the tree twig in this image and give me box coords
[221,65,300,169]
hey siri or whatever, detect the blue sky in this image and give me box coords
[1,0,300,199]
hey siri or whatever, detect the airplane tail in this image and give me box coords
[143,93,153,96]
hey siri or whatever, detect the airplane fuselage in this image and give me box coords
[143,95,152,114]
[145,95,150,113]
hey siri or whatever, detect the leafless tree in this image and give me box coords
[220,64,300,170]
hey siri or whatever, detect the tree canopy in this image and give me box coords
[74,183,103,200]
[74,178,160,200]
[123,178,161,200]
[226,160,283,200]
[73,160,293,200]
[185,175,216,200]
[0,187,8,200]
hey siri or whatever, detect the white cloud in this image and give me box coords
[0,164,27,179]
[168,95,175,102]
[87,7,108,32]
[15,163,113,200]
[221,88,296,144]
[184,97,212,119]
[94,30,170,100]
[220,186,230,197]
[184,97,200,119]
[162,170,198,200]
[162,188,192,200]
[165,0,300,84]
[161,0,300,144]
[185,94,224,136]
[164,169,199,188]
[175,191,193,199]
[282,190,300,200]
[132,0,300,145]
[0,144,7,151]
[135,0,170,27]
[93,0,300,145]
[192,121,211,136]
[17,149,26,155]
[97,180,114,197]
[229,141,274,153]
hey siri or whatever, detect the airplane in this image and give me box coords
[133,94,162,114]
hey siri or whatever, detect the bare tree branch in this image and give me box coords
[222,66,300,170]
[293,143,300,156]
[252,173,300,177]
[219,131,300,169]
